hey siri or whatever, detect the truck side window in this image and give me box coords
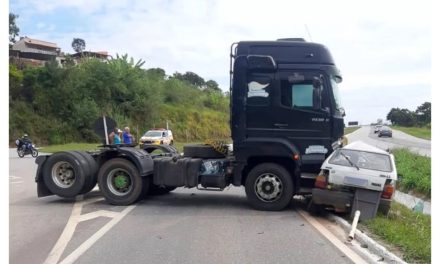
[281,81,313,108]
[247,76,271,106]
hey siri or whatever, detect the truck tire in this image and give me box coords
[149,184,177,195]
[98,158,145,205]
[73,151,98,194]
[183,144,225,158]
[42,152,87,198]
[245,163,294,211]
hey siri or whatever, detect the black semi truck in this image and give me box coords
[35,39,345,211]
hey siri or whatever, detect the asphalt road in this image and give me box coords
[346,126,431,157]
[10,149,354,264]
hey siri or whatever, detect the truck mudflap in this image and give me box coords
[35,155,53,197]
[113,147,154,176]
[153,157,202,187]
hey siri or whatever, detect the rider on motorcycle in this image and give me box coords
[16,134,32,150]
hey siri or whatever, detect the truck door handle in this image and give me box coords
[274,123,288,127]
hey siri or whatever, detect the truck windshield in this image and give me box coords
[331,76,343,111]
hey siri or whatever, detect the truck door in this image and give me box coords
[273,70,333,169]
[245,72,276,138]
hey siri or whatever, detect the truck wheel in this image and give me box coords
[149,184,176,195]
[245,163,294,211]
[98,158,144,205]
[73,151,98,194]
[42,152,86,198]
[183,144,225,158]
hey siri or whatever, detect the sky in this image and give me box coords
[8,0,432,125]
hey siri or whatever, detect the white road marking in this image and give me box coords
[59,205,136,264]
[298,210,368,264]
[43,196,136,264]
[9,175,23,184]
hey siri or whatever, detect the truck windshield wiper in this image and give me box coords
[340,151,360,170]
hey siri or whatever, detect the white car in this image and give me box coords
[139,129,174,145]
[374,125,382,133]
[311,141,397,217]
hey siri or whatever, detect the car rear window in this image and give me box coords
[329,149,393,172]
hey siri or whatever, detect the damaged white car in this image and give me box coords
[310,141,397,220]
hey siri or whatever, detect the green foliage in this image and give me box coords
[9,57,229,146]
[386,102,431,127]
[9,13,19,45]
[392,148,431,197]
[72,38,86,53]
[363,202,431,263]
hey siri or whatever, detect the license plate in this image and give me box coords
[343,176,367,187]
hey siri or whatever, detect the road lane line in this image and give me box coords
[77,210,119,222]
[298,210,368,264]
[43,200,83,264]
[59,205,136,264]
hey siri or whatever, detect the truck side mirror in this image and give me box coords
[247,55,276,71]
[312,77,322,110]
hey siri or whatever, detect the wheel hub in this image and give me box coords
[255,173,283,202]
[52,161,76,188]
[107,169,132,196]
[114,174,129,189]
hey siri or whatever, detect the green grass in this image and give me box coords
[392,148,431,197]
[362,202,431,263]
[392,126,431,140]
[40,143,102,153]
[344,126,360,135]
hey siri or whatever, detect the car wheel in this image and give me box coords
[98,158,144,205]
[245,163,294,211]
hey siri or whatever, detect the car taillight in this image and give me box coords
[381,182,395,199]
[315,170,328,189]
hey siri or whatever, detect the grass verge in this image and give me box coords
[362,202,431,263]
[40,143,102,153]
[392,126,431,140]
[392,148,431,198]
[344,126,360,135]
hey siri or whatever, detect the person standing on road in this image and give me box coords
[122,126,133,144]
[114,129,122,144]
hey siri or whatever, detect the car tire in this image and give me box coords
[42,151,86,198]
[98,158,144,205]
[183,144,225,159]
[245,163,294,211]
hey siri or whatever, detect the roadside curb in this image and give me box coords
[327,214,407,264]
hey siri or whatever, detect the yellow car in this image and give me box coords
[139,129,174,145]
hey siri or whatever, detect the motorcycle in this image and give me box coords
[15,139,39,158]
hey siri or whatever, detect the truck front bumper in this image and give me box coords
[312,188,353,212]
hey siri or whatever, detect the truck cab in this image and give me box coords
[230,39,345,193]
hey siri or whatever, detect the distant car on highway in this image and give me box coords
[374,125,382,133]
[139,129,174,145]
[378,126,392,137]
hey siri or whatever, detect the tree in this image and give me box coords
[415,102,431,125]
[9,13,20,45]
[172,71,205,87]
[386,107,415,126]
[72,38,86,53]
[205,80,221,93]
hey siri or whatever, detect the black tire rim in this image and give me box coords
[254,173,283,202]
[107,168,133,196]
[51,161,76,188]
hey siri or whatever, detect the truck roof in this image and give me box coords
[235,39,335,65]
